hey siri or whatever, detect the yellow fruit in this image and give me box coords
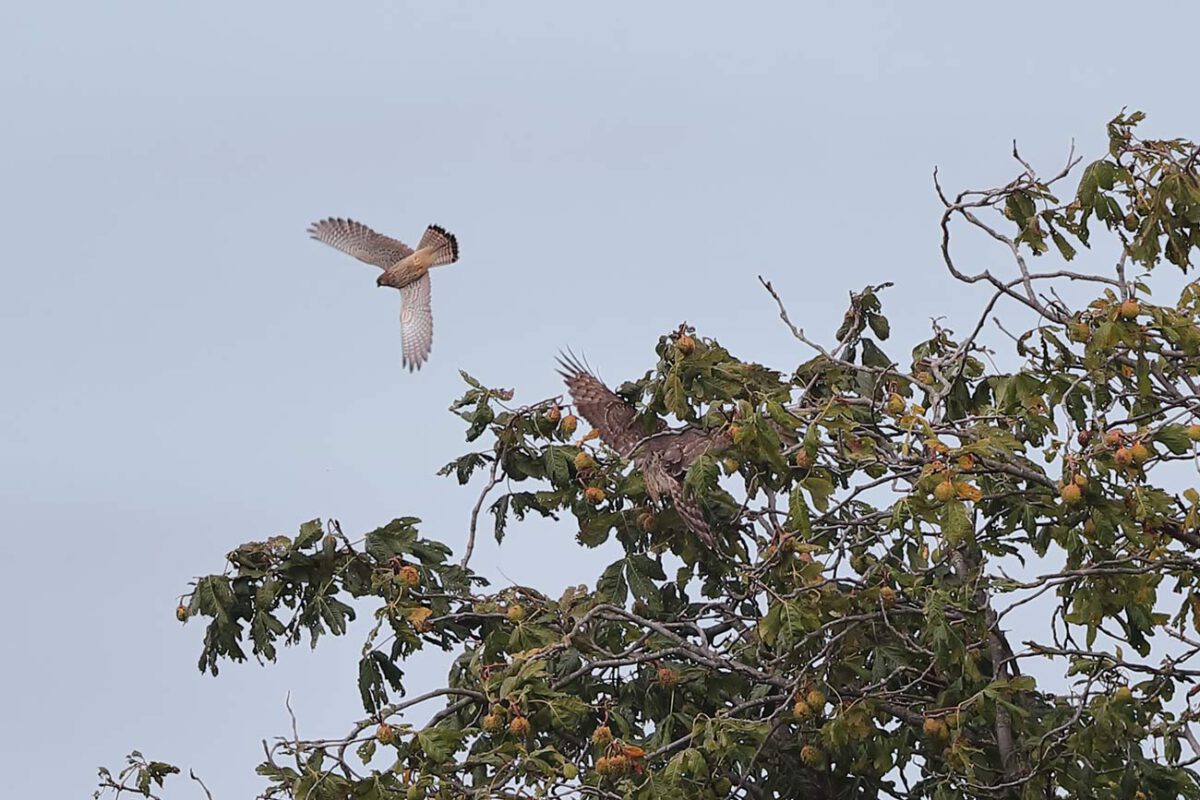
[1114,447,1133,467]
[795,450,813,468]
[1060,483,1083,505]
[923,717,949,739]
[933,480,956,503]
[676,334,696,355]
[885,393,906,415]
[398,565,420,586]
[544,406,561,425]
[729,424,746,444]
[880,586,897,608]
[1119,299,1140,320]
[805,690,826,711]
[957,454,975,471]
[722,457,740,473]
[377,723,395,744]
[591,724,613,747]
[1188,425,1200,442]
[956,483,982,502]
[594,756,613,776]
[560,415,578,437]
[406,607,433,632]
[482,713,504,734]
[1130,442,1150,464]
[175,604,188,622]
[1105,429,1124,447]
[1073,474,1089,487]
[792,700,813,719]
[585,486,605,505]
[1114,686,1133,703]
[574,451,596,471]
[656,667,680,688]
[800,744,824,768]
[509,715,531,737]
[506,604,526,622]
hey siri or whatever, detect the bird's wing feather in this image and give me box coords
[308,217,414,269]
[557,352,664,456]
[635,427,732,472]
[399,273,433,371]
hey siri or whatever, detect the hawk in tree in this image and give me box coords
[307,218,460,371]
[557,353,732,549]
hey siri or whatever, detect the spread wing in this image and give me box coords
[634,427,732,473]
[399,273,433,371]
[557,352,664,456]
[307,217,414,269]
[558,352,724,550]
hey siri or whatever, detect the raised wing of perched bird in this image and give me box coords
[307,218,460,371]
[557,352,731,549]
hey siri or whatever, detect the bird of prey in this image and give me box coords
[557,353,732,549]
[307,218,460,371]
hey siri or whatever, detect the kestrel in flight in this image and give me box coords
[307,218,460,371]
[557,352,732,549]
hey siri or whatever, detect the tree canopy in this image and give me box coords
[99,113,1200,800]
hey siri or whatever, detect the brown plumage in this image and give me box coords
[557,352,731,549]
[307,217,460,371]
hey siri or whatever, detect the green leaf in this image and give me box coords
[1155,424,1193,455]
[860,338,891,368]
[415,727,463,764]
[786,485,813,537]
[296,519,323,549]
[1051,229,1077,261]
[867,312,891,340]
[596,559,628,604]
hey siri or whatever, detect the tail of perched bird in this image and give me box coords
[418,224,459,267]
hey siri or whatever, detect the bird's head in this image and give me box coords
[376,274,387,288]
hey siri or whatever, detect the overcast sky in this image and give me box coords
[3,2,1199,796]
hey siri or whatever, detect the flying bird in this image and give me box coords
[307,218,460,371]
[557,353,732,549]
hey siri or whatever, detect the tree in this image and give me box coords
[99,112,1200,799]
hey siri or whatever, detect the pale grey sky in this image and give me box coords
[2,2,1198,796]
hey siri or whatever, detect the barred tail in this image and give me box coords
[667,479,717,550]
[418,224,459,266]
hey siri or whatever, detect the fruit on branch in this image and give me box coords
[933,480,956,503]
